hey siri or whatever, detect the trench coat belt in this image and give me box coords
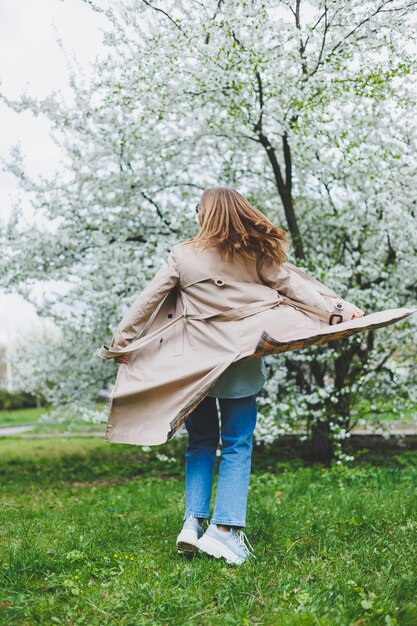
[97,296,284,359]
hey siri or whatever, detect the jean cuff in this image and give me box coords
[183,512,210,521]
[210,518,246,527]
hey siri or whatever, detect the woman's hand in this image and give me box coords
[115,355,129,364]
[351,305,365,319]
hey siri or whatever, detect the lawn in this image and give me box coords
[0,437,416,625]
[0,406,106,434]
[0,407,47,427]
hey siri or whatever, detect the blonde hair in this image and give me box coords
[187,187,288,285]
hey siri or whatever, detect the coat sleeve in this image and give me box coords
[98,248,180,358]
[267,260,357,324]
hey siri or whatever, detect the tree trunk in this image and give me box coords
[302,420,334,465]
[258,132,305,260]
[280,189,305,260]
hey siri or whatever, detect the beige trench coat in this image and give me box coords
[97,242,416,446]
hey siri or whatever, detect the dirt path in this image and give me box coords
[0,424,38,436]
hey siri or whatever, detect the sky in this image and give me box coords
[0,0,109,343]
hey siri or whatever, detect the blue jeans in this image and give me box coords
[183,394,257,528]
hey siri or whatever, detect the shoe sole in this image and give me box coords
[176,529,199,557]
[176,540,198,557]
[196,535,245,565]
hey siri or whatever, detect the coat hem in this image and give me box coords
[167,353,241,440]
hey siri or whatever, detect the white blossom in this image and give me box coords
[1,0,416,461]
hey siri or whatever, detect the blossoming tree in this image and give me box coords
[2,0,416,460]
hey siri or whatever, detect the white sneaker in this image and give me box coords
[196,523,256,565]
[176,515,204,556]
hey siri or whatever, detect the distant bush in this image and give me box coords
[0,390,44,410]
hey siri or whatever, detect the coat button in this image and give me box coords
[215,279,224,286]
[335,302,344,310]
[168,313,173,318]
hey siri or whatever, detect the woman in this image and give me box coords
[174,188,362,565]
[97,187,415,565]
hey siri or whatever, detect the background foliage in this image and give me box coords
[1,0,417,459]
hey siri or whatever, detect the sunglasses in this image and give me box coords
[195,203,200,214]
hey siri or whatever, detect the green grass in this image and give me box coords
[0,407,46,427]
[0,438,416,625]
[0,406,106,434]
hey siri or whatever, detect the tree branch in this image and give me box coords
[330,1,396,57]
[141,191,179,232]
[141,0,186,36]
[294,0,308,77]
[254,71,264,134]
[283,132,292,190]
[254,71,304,258]
[309,2,329,78]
